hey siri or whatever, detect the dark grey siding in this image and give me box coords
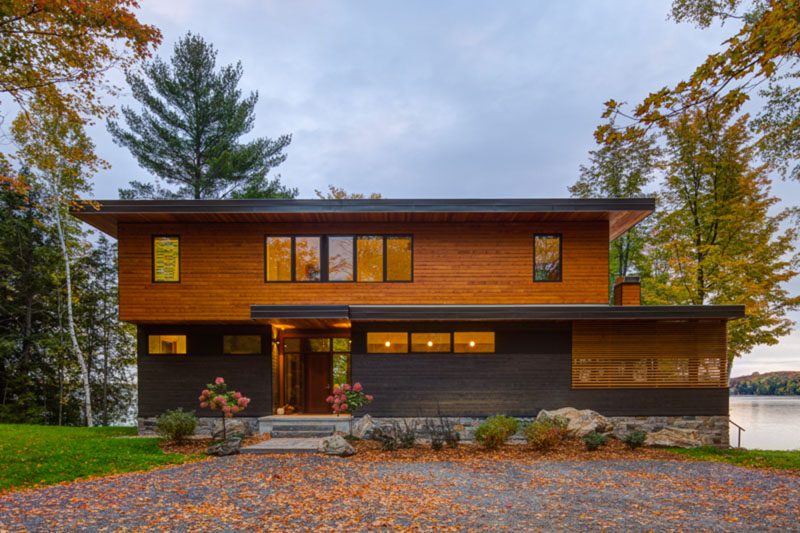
[137,325,271,418]
[351,321,728,418]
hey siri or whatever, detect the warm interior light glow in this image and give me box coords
[469,340,476,347]
[427,340,433,347]
[384,341,391,347]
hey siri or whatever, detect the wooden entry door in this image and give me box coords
[304,353,332,414]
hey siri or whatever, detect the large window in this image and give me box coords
[367,331,495,354]
[266,235,412,282]
[148,335,186,355]
[152,236,180,283]
[534,234,561,282]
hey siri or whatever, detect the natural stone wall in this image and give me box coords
[360,415,729,448]
[138,416,259,437]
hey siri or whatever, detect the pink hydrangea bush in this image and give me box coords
[325,382,373,415]
[198,377,251,439]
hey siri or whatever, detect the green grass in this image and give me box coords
[0,424,200,492]
[670,446,800,470]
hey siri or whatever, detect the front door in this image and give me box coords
[304,353,332,414]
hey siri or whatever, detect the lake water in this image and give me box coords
[729,396,800,450]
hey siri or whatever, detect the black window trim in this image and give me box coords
[146,333,188,355]
[533,233,563,283]
[367,331,495,354]
[265,234,413,283]
[152,234,181,284]
[222,334,265,356]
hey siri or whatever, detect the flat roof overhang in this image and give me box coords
[250,304,745,324]
[70,198,655,241]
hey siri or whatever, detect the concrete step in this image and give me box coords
[271,429,333,438]
[241,437,322,454]
[269,424,336,432]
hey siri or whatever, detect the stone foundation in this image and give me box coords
[138,416,259,437]
[361,415,729,448]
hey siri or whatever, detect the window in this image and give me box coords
[357,236,383,282]
[386,236,413,281]
[328,236,354,281]
[223,335,262,355]
[453,332,495,353]
[295,237,321,281]
[411,333,450,352]
[152,236,180,282]
[148,335,186,355]
[266,236,292,281]
[266,235,413,282]
[534,234,561,282]
[367,332,408,353]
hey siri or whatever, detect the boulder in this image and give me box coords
[536,407,612,438]
[352,414,377,439]
[318,435,355,457]
[212,419,249,439]
[207,437,242,456]
[645,427,703,448]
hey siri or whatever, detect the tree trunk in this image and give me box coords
[53,205,93,427]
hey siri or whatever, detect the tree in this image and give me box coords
[108,32,293,199]
[12,100,101,425]
[645,98,799,359]
[315,185,382,199]
[597,1,800,182]
[570,122,661,295]
[0,0,160,187]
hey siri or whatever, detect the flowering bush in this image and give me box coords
[198,377,251,439]
[325,382,373,415]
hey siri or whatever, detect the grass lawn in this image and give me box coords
[0,424,200,492]
[670,446,800,470]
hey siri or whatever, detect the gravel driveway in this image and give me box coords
[0,455,798,531]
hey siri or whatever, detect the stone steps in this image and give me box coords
[241,437,322,454]
[271,428,334,438]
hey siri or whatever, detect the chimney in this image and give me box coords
[613,276,641,306]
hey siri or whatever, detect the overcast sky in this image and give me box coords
[86,0,799,377]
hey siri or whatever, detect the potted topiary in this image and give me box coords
[199,377,251,441]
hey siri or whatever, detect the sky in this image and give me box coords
[85,0,799,377]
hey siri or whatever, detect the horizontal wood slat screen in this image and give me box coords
[572,321,728,389]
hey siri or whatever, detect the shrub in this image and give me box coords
[524,416,568,451]
[623,430,647,450]
[583,431,608,451]
[374,420,417,451]
[474,415,519,450]
[424,415,461,451]
[156,408,197,443]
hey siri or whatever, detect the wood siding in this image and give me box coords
[572,321,728,389]
[118,221,609,323]
[137,325,271,418]
[350,321,728,417]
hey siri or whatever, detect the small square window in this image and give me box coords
[410,333,450,352]
[367,332,408,353]
[223,335,262,355]
[453,332,495,353]
[148,335,187,355]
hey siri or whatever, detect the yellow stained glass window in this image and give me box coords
[357,236,383,282]
[367,332,408,353]
[411,332,450,352]
[386,236,412,281]
[148,335,186,355]
[153,236,180,282]
[266,237,292,281]
[453,332,495,353]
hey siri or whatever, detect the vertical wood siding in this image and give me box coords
[118,221,609,322]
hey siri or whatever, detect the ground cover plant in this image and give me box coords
[0,424,199,492]
[669,446,800,471]
[474,415,519,450]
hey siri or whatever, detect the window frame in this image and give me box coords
[533,233,562,283]
[410,332,452,353]
[151,235,181,284]
[146,334,188,355]
[264,234,413,283]
[367,331,496,354]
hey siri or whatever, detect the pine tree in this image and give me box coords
[646,98,800,359]
[108,32,294,199]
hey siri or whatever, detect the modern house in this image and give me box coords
[72,198,744,445]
